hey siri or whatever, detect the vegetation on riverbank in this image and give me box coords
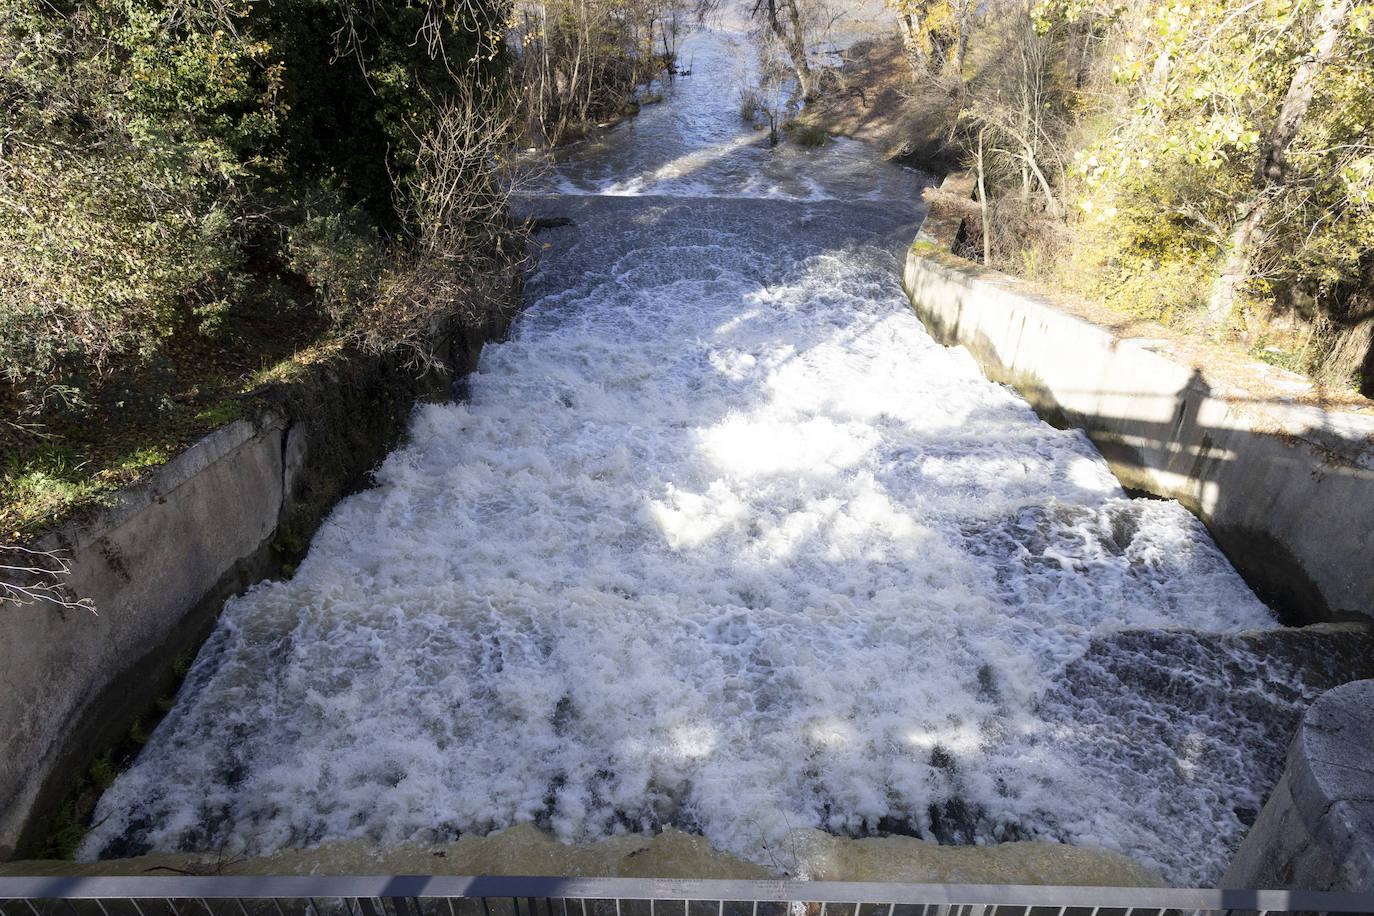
[510,0,701,146]
[0,0,706,548]
[967,0,1373,394]
[10,0,1368,547]
[801,0,1374,396]
[0,0,533,544]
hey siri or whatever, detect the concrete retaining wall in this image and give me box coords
[0,289,519,860]
[1222,679,1374,891]
[0,415,289,858]
[903,247,1374,624]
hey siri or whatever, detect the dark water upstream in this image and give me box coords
[81,30,1374,885]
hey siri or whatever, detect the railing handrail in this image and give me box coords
[1,875,1372,913]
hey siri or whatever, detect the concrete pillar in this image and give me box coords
[1222,679,1374,891]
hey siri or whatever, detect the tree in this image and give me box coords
[751,0,816,99]
[944,0,1372,386]
[1206,0,1354,328]
[511,0,688,145]
[887,0,977,78]
[1,0,520,453]
[956,0,1071,263]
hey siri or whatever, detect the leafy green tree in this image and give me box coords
[1043,0,1372,348]
[0,0,274,415]
[1206,0,1358,327]
[1,0,514,450]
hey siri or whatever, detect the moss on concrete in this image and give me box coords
[2,822,1163,887]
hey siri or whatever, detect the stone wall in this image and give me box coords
[0,417,289,858]
[903,247,1374,624]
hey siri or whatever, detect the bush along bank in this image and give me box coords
[795,0,1374,398]
[0,0,522,543]
[946,0,1374,395]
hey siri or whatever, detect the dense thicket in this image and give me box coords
[1,0,701,542]
[0,0,515,450]
[899,0,1374,391]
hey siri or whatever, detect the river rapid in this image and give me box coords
[82,30,1348,885]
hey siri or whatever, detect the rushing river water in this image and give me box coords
[81,30,1367,886]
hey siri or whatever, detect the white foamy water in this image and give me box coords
[83,30,1311,886]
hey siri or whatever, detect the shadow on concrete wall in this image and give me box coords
[933,322,1369,627]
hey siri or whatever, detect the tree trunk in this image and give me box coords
[1065,12,1088,89]
[1146,41,1172,91]
[1256,0,1352,187]
[1207,197,1269,326]
[951,0,974,78]
[778,0,815,99]
[1206,0,1352,327]
[977,127,991,266]
[897,13,929,74]
[1320,312,1374,395]
[756,0,815,98]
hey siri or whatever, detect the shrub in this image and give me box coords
[784,121,827,147]
[0,0,513,450]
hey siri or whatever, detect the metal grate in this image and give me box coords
[0,876,1371,916]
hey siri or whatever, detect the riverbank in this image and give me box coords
[799,27,1373,403]
[793,38,961,175]
[0,277,521,861]
[903,244,1374,624]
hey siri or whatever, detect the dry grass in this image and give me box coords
[798,37,963,172]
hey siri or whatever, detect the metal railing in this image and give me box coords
[1,876,1372,916]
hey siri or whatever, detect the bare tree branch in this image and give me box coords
[0,545,96,614]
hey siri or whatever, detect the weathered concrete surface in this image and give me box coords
[1223,680,1374,891]
[0,415,287,859]
[903,248,1374,623]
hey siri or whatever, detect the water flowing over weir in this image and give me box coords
[81,31,1370,887]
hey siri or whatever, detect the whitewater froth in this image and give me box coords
[82,190,1294,884]
[80,33,1335,886]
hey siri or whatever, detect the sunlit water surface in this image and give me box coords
[83,30,1359,885]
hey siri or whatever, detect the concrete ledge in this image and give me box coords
[903,248,1374,623]
[1223,680,1374,891]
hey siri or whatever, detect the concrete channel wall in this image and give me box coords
[0,292,518,860]
[1222,679,1374,891]
[0,415,292,858]
[902,247,1374,625]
